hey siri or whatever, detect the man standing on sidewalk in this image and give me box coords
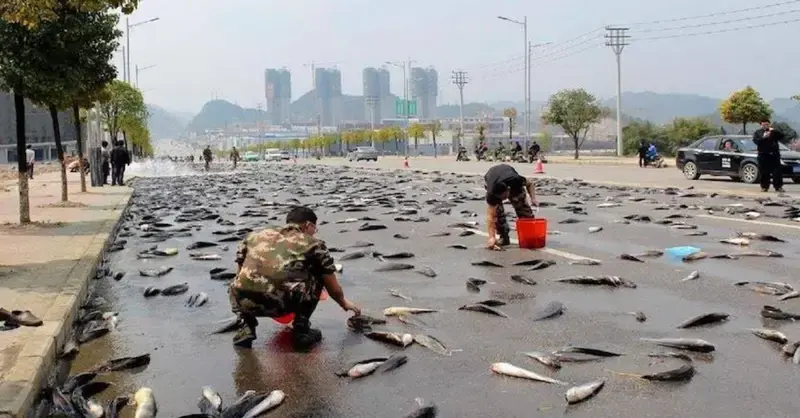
[25,145,35,179]
[753,119,785,193]
[110,141,130,186]
[100,140,111,184]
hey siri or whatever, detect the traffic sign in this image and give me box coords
[395,98,417,117]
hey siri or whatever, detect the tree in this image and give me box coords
[408,123,425,153]
[541,88,603,159]
[792,95,800,102]
[664,117,716,152]
[537,131,552,153]
[376,128,391,153]
[503,107,517,139]
[98,80,147,147]
[1,0,138,28]
[772,121,798,144]
[388,126,404,152]
[621,121,668,156]
[427,121,442,158]
[719,86,772,135]
[477,124,486,144]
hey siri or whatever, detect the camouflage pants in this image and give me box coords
[229,280,323,328]
[494,188,534,239]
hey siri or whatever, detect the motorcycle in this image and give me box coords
[643,153,665,168]
[456,148,470,161]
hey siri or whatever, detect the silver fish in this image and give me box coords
[640,337,715,353]
[241,390,285,418]
[365,331,414,347]
[565,379,605,405]
[682,270,700,282]
[778,290,800,301]
[780,341,800,356]
[139,267,173,277]
[189,252,222,260]
[490,362,568,385]
[749,328,788,344]
[133,387,156,418]
[383,307,439,316]
[389,289,412,302]
[720,237,750,246]
[569,259,602,266]
[414,334,451,356]
[522,351,562,369]
[458,303,508,318]
[200,386,223,414]
[588,226,603,233]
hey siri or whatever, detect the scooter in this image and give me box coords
[643,154,665,168]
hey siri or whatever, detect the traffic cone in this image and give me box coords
[533,158,545,174]
[403,157,409,168]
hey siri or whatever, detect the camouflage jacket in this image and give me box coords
[231,224,336,293]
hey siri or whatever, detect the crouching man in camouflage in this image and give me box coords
[229,206,361,350]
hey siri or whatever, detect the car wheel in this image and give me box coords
[740,162,760,184]
[682,161,700,180]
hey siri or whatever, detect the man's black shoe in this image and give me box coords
[761,188,769,192]
[498,236,511,246]
[292,328,322,350]
[776,188,785,193]
[232,325,256,348]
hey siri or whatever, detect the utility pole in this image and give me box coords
[365,96,377,147]
[451,70,468,150]
[605,26,629,157]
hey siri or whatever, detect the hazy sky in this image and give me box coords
[121,0,800,113]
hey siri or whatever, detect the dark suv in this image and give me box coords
[675,135,800,184]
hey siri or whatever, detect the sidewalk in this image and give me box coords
[0,170,132,417]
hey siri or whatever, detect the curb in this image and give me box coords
[0,189,133,418]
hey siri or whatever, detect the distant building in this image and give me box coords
[0,91,79,164]
[264,68,292,126]
[314,68,343,126]
[362,67,392,125]
[410,67,438,119]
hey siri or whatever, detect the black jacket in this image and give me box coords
[110,146,130,166]
[753,128,783,155]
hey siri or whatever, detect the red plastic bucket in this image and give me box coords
[516,218,547,249]
[272,290,329,325]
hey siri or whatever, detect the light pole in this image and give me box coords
[125,17,160,84]
[527,41,551,143]
[135,64,156,88]
[386,59,415,154]
[498,15,527,142]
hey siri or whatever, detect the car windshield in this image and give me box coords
[357,147,374,152]
[734,138,790,152]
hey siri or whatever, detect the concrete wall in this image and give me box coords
[0,91,79,163]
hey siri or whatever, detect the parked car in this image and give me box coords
[347,146,379,162]
[675,135,800,184]
[265,149,291,162]
[243,151,259,162]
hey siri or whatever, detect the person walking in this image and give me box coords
[230,146,240,169]
[110,141,130,186]
[100,140,111,184]
[203,146,213,171]
[637,140,647,168]
[25,145,35,179]
[753,119,785,193]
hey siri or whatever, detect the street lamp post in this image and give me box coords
[498,15,527,142]
[527,41,551,143]
[135,64,156,88]
[386,59,415,155]
[125,17,160,84]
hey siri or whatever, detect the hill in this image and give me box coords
[146,104,189,139]
[187,100,267,132]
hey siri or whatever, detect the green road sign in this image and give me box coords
[395,98,417,117]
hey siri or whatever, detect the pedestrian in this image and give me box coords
[110,141,130,186]
[483,163,538,250]
[100,140,111,184]
[25,145,35,179]
[753,119,785,193]
[638,140,647,167]
[230,146,240,169]
[203,146,213,171]
[228,206,361,350]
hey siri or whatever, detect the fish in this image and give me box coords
[61,372,98,394]
[210,316,243,335]
[90,354,151,373]
[71,384,106,418]
[559,218,581,224]
[339,250,370,261]
[375,251,415,259]
[634,250,664,258]
[513,259,555,267]
[151,247,178,256]
[490,362,568,385]
[737,232,785,242]
[682,251,708,262]
[553,275,636,288]
[471,260,504,267]
[394,233,409,239]
[628,311,647,322]
[448,244,468,250]
[106,395,130,418]
[522,351,562,369]
[793,347,800,364]
[569,259,602,266]
[736,281,794,296]
[618,253,644,262]
[565,379,605,405]
[389,288,413,301]
[132,387,157,418]
[761,305,800,320]
[778,290,800,301]
[365,331,414,347]
[720,237,750,246]
[198,386,223,416]
[219,391,259,418]
[347,314,387,332]
[476,299,506,307]
[358,223,388,231]
[750,328,788,344]
[210,272,236,281]
[161,282,189,296]
[404,398,438,418]
[647,351,693,362]
[143,286,160,297]
[350,240,375,248]
[640,337,715,353]
[428,231,451,237]
[375,263,415,272]
[416,267,437,278]
[139,266,173,277]
[187,292,209,307]
[187,241,218,250]
[189,253,222,260]
[413,334,452,356]
[383,307,439,316]
[685,231,708,236]
[588,226,603,233]
[737,249,784,258]
[241,390,286,418]
[781,341,800,356]
[336,357,389,378]
[458,303,508,318]
[641,363,695,381]
[556,346,623,357]
[676,312,729,329]
[597,202,621,208]
[531,301,565,321]
[510,275,536,286]
[682,270,700,282]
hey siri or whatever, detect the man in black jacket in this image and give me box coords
[752,119,785,193]
[110,141,131,186]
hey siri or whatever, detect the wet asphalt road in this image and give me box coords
[64,161,800,418]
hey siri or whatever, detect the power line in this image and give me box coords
[636,16,800,40]
[621,0,800,25]
[480,43,603,80]
[451,70,469,149]
[637,8,800,33]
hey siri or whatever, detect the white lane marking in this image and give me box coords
[697,214,800,230]
[468,229,602,262]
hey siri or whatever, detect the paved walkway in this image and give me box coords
[0,170,132,417]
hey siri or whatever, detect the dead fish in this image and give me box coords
[744,211,761,219]
[241,390,286,418]
[416,267,437,278]
[531,301,565,321]
[187,241,217,250]
[389,288,413,302]
[749,328,788,344]
[458,230,476,237]
[781,341,800,356]
[375,263,415,272]
[569,259,602,266]
[340,251,370,261]
[682,270,700,282]
[737,232,785,242]
[459,303,508,318]
[350,241,375,248]
[106,395,130,418]
[139,267,173,277]
[113,272,125,281]
[414,334,452,356]
[737,249,784,258]
[628,311,647,322]
[358,223,388,231]
[513,259,555,267]
[559,218,581,224]
[641,363,695,381]
[510,275,536,286]
[565,379,605,405]
[490,362,568,385]
[448,244,468,250]
[618,253,644,262]
[553,275,636,288]
[186,292,209,307]
[794,348,800,365]
[736,281,794,295]
[778,290,800,301]
[61,372,98,394]
[677,312,729,329]
[720,237,750,246]
[682,251,709,262]
[558,347,623,357]
[634,250,664,258]
[347,314,387,332]
[597,202,621,208]
[90,354,151,374]
[199,386,223,416]
[211,317,243,334]
[132,387,156,418]
[189,253,222,260]
[161,283,189,296]
[640,337,715,353]
[471,260,504,267]
[403,398,438,418]
[671,224,698,230]
[685,231,708,236]
[143,286,161,298]
[376,354,409,373]
[476,299,506,307]
[588,226,603,233]
[761,305,800,320]
[466,278,484,292]
[375,251,415,259]
[210,272,236,281]
[647,351,692,362]
[522,351,562,369]
[428,231,451,237]
[383,307,439,316]
[365,331,414,347]
[71,384,107,418]
[393,233,409,239]
[151,248,178,256]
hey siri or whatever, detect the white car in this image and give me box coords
[265,150,291,162]
[347,147,379,162]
